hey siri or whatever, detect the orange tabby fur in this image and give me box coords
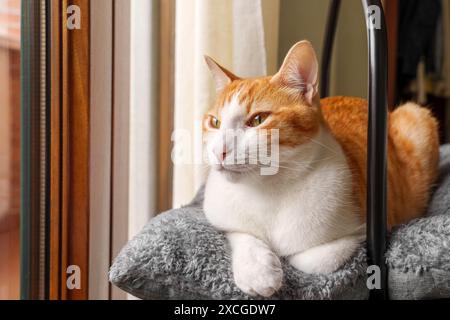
[322,96,439,227]
[205,78,439,228]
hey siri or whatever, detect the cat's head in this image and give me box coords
[203,41,323,178]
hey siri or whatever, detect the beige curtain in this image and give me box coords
[173,0,280,207]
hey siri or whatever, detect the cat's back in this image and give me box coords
[320,96,368,163]
[320,96,439,227]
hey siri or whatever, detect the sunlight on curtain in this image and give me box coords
[173,0,280,207]
[129,0,159,237]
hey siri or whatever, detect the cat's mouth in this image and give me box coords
[216,163,257,174]
[208,152,280,177]
[215,164,258,182]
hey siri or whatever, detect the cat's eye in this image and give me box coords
[247,113,270,128]
[209,116,221,129]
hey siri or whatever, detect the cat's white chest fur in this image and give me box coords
[204,130,363,258]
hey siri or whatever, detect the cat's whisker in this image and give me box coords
[305,136,340,155]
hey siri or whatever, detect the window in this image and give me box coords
[0,0,21,300]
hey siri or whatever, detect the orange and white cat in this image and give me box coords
[202,41,439,297]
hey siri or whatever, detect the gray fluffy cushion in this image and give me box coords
[386,145,450,300]
[110,146,450,300]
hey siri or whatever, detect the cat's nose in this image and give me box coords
[215,148,231,163]
[217,151,228,162]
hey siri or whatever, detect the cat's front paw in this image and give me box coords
[232,247,283,297]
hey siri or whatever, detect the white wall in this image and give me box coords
[278,0,368,98]
[90,0,113,300]
[262,0,281,75]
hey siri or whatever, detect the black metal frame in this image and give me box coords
[321,0,389,299]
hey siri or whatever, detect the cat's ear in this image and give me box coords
[204,56,239,93]
[271,41,319,105]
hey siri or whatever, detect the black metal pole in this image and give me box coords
[361,0,389,300]
[320,0,341,98]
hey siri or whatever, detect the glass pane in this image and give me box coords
[0,0,21,300]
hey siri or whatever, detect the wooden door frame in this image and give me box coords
[49,0,90,300]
